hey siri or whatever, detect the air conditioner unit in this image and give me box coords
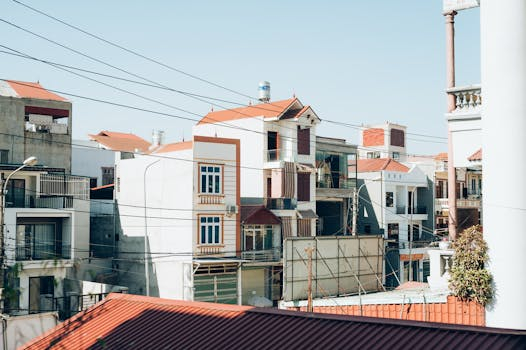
[226,204,238,216]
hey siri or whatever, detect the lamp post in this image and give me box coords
[143,159,160,297]
[0,156,38,310]
[352,177,381,236]
[408,186,417,282]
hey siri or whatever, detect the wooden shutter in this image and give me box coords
[297,126,310,155]
[297,172,310,202]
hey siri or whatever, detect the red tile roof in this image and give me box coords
[23,293,526,350]
[468,148,482,161]
[434,152,448,161]
[198,98,298,125]
[362,128,385,147]
[152,141,193,153]
[356,158,409,173]
[3,80,67,101]
[89,130,151,153]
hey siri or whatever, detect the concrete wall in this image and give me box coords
[448,117,481,168]
[0,312,59,350]
[0,96,72,172]
[71,140,115,186]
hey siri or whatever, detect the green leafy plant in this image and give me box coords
[449,225,493,306]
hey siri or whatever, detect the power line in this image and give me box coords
[11,0,257,101]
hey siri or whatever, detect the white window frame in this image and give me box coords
[199,216,221,245]
[200,165,222,194]
[243,225,273,251]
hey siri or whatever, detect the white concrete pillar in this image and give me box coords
[481,0,526,330]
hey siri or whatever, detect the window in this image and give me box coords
[386,192,394,207]
[29,276,54,313]
[297,173,310,201]
[89,177,98,189]
[244,225,273,251]
[297,126,310,155]
[101,167,114,186]
[390,129,405,147]
[199,216,221,245]
[367,151,380,159]
[267,131,279,161]
[200,165,222,194]
[0,149,8,163]
[392,152,400,160]
[16,222,61,260]
[387,223,399,240]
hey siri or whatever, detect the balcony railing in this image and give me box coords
[447,85,481,113]
[40,174,90,200]
[457,199,481,208]
[6,195,74,209]
[241,248,282,262]
[317,177,355,189]
[265,198,297,210]
[408,206,428,215]
[198,194,225,205]
[16,244,71,261]
[265,149,295,162]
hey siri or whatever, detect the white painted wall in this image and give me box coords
[481,0,526,330]
[72,140,115,186]
[194,118,265,198]
[448,117,482,168]
[0,312,58,349]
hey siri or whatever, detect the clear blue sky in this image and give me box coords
[1,0,480,155]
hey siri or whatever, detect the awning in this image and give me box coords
[296,163,316,173]
[297,209,318,219]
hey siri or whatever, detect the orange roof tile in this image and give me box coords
[23,293,526,350]
[197,98,297,125]
[434,152,448,161]
[356,158,409,173]
[362,128,385,147]
[5,80,67,101]
[89,130,151,152]
[153,141,193,153]
[468,148,482,161]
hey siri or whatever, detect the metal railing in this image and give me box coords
[40,173,90,200]
[241,248,282,262]
[265,149,295,162]
[317,177,355,189]
[6,195,74,209]
[16,244,71,261]
[408,206,428,215]
[265,197,297,210]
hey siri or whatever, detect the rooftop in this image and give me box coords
[356,158,410,173]
[23,293,526,350]
[89,130,151,153]
[197,98,318,125]
[468,148,482,161]
[0,80,67,102]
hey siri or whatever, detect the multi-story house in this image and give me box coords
[356,158,433,286]
[115,135,241,303]
[358,122,407,162]
[0,80,72,172]
[315,136,357,235]
[193,96,320,305]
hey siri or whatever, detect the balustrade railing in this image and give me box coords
[447,85,481,113]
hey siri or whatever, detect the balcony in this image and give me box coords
[408,206,428,215]
[447,85,481,115]
[241,248,282,262]
[7,195,74,209]
[457,199,481,208]
[265,198,297,210]
[316,177,355,199]
[198,194,225,205]
[265,149,295,163]
[16,244,71,261]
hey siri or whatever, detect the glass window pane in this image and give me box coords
[201,226,206,244]
[214,217,220,223]
[214,167,220,173]
[215,175,220,193]
[215,226,220,244]
[201,166,206,172]
[208,175,213,192]
[207,217,213,223]
[255,230,263,250]
[207,167,213,172]
[208,226,213,244]
[201,217,206,223]
[201,175,206,193]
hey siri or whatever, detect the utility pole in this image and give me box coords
[0,174,5,309]
[408,188,415,281]
[305,246,315,312]
[351,187,359,236]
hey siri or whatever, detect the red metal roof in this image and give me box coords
[4,80,67,101]
[89,130,151,153]
[23,293,526,350]
[356,158,409,173]
[240,205,281,225]
[434,152,448,161]
[197,98,297,125]
[152,141,193,154]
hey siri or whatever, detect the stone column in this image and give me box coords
[445,11,458,241]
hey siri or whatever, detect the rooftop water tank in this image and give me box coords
[258,81,270,102]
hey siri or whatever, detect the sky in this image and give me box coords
[1,0,480,155]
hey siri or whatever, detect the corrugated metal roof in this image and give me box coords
[89,130,151,152]
[22,293,526,350]
[1,80,67,101]
[240,205,281,225]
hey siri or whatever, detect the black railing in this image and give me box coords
[49,292,119,320]
[16,244,71,261]
[265,198,297,210]
[6,195,74,209]
[408,206,428,214]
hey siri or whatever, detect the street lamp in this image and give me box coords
[0,156,38,310]
[352,176,381,236]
